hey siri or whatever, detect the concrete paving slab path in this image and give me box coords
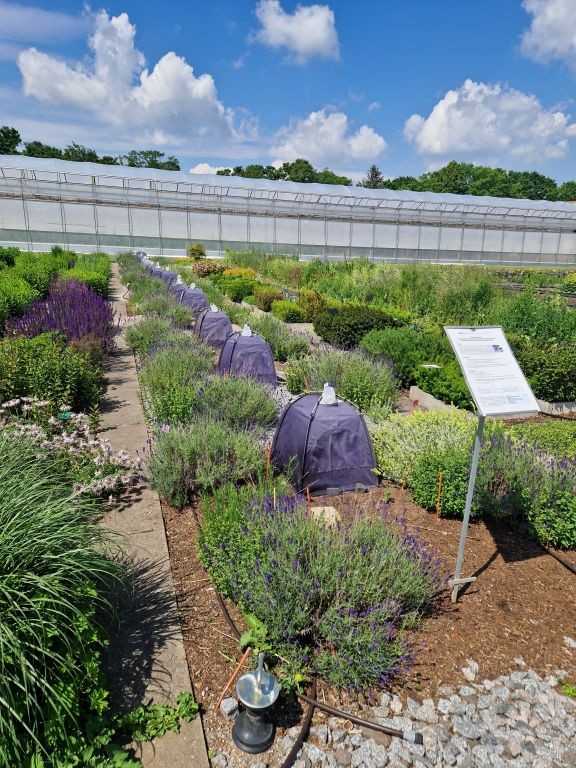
[101,263,210,768]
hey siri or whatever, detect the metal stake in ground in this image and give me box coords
[450,415,484,603]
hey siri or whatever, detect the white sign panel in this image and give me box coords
[444,326,540,417]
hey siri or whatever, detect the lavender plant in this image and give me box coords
[199,489,444,689]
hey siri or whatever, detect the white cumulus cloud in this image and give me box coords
[521,0,576,67]
[17,10,242,148]
[189,162,225,174]
[404,79,576,163]
[254,0,339,63]
[272,108,386,165]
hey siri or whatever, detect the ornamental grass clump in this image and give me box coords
[199,488,444,689]
[0,432,119,766]
[6,280,115,352]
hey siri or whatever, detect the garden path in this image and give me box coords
[100,263,209,768]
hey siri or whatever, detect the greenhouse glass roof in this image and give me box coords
[2,154,576,222]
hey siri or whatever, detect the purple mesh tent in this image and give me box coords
[218,330,277,385]
[270,389,377,495]
[195,307,233,349]
[178,286,210,314]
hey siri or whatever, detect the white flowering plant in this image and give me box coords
[0,397,143,498]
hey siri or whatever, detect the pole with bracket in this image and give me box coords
[450,414,485,603]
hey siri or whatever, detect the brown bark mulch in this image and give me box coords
[162,487,576,766]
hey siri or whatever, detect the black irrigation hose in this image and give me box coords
[213,586,423,768]
[543,546,576,575]
[280,679,317,768]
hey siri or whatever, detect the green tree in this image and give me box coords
[556,181,576,201]
[23,141,63,159]
[360,164,385,188]
[383,175,423,191]
[316,168,351,185]
[240,164,267,178]
[120,150,180,170]
[0,126,21,155]
[508,170,557,200]
[281,159,317,183]
[98,155,119,165]
[62,143,99,162]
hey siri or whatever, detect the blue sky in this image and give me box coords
[2,0,576,180]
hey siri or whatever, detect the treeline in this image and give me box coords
[0,126,181,171]
[360,161,576,202]
[4,121,576,200]
[217,158,351,185]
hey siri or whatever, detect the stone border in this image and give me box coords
[101,264,210,768]
[409,385,576,419]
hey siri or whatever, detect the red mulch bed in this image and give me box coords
[162,486,576,766]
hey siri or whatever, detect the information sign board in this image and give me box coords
[444,326,540,418]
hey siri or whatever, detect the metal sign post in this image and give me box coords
[444,326,540,604]
[450,415,484,603]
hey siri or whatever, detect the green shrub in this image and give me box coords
[372,410,476,485]
[149,420,264,508]
[477,431,576,549]
[562,271,576,294]
[490,289,576,342]
[410,448,471,518]
[195,375,278,429]
[506,419,576,460]
[198,484,444,689]
[135,295,194,329]
[285,349,397,413]
[0,270,40,325]
[414,362,473,409]
[215,276,256,302]
[139,342,215,424]
[0,333,102,411]
[0,432,119,766]
[314,305,407,349]
[0,246,19,267]
[12,253,60,294]
[253,285,284,312]
[125,318,172,356]
[249,314,309,361]
[271,299,306,323]
[297,288,326,321]
[187,243,206,259]
[514,341,576,402]
[360,327,450,387]
[141,349,276,429]
[61,267,109,297]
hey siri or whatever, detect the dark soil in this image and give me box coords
[162,487,576,767]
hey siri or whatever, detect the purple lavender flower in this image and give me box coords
[6,280,115,351]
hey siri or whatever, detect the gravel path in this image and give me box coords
[213,658,576,768]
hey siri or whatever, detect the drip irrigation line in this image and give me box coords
[279,679,317,768]
[543,546,576,575]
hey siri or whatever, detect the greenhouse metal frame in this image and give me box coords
[1,155,576,264]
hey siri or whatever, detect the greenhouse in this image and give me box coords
[1,154,576,264]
